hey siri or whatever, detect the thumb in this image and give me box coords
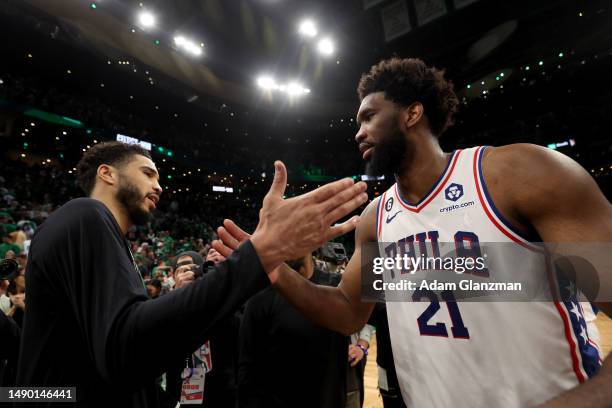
[265,161,287,201]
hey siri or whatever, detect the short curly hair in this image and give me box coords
[357,57,459,136]
[76,141,152,195]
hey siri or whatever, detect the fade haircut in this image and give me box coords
[76,141,152,195]
[357,57,459,136]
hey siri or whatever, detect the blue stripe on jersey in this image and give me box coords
[396,150,458,207]
[556,271,602,378]
[477,146,541,242]
[565,300,601,378]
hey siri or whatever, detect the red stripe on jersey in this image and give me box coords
[545,256,586,383]
[476,146,585,382]
[554,301,586,383]
[394,150,462,213]
[472,146,541,252]
[377,192,386,240]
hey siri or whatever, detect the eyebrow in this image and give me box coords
[140,166,159,179]
[356,107,374,125]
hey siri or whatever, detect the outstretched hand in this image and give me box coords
[212,160,367,274]
[213,219,251,258]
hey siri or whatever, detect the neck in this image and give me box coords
[89,191,132,234]
[395,132,449,204]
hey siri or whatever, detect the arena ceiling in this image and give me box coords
[5,0,612,118]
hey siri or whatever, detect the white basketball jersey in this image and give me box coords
[377,146,602,408]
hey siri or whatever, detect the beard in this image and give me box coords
[365,117,408,177]
[116,177,152,226]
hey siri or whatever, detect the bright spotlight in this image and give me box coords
[185,42,202,56]
[299,20,318,37]
[257,76,310,96]
[174,35,203,57]
[317,37,335,56]
[257,76,277,90]
[138,11,156,28]
[286,82,304,96]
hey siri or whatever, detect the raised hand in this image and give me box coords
[213,219,251,258]
[214,161,367,274]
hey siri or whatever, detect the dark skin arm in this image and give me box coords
[214,199,380,336]
[483,143,612,408]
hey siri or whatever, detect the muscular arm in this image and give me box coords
[484,144,612,407]
[271,200,380,335]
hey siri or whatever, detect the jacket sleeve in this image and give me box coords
[59,206,269,387]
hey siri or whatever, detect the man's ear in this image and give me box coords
[97,164,118,187]
[401,102,424,130]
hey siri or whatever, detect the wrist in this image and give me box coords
[356,343,368,356]
[250,233,284,274]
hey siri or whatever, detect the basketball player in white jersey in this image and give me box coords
[213,58,612,407]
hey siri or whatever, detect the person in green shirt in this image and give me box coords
[0,224,20,258]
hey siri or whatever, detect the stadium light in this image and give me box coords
[257,75,310,96]
[138,11,156,28]
[299,20,318,37]
[317,37,335,56]
[257,75,277,90]
[174,35,204,57]
[287,82,305,96]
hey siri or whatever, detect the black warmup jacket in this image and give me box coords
[17,198,269,407]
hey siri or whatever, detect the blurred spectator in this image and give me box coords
[167,248,242,408]
[0,279,11,314]
[369,304,406,408]
[146,279,162,299]
[6,277,25,328]
[0,224,20,259]
[238,254,348,408]
[346,325,372,408]
[0,311,20,386]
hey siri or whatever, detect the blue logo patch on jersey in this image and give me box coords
[444,183,464,202]
[385,197,394,212]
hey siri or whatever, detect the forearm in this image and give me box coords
[539,356,612,407]
[274,263,370,335]
[107,240,268,382]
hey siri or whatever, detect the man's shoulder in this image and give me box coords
[480,143,580,189]
[482,143,552,171]
[33,198,115,244]
[46,198,110,224]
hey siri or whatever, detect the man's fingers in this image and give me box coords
[305,178,364,204]
[212,239,233,258]
[317,182,367,213]
[217,226,241,250]
[263,161,287,204]
[176,264,196,274]
[325,216,360,242]
[322,192,368,226]
[223,219,251,242]
[181,271,195,281]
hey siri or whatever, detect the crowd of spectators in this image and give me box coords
[0,155,375,407]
